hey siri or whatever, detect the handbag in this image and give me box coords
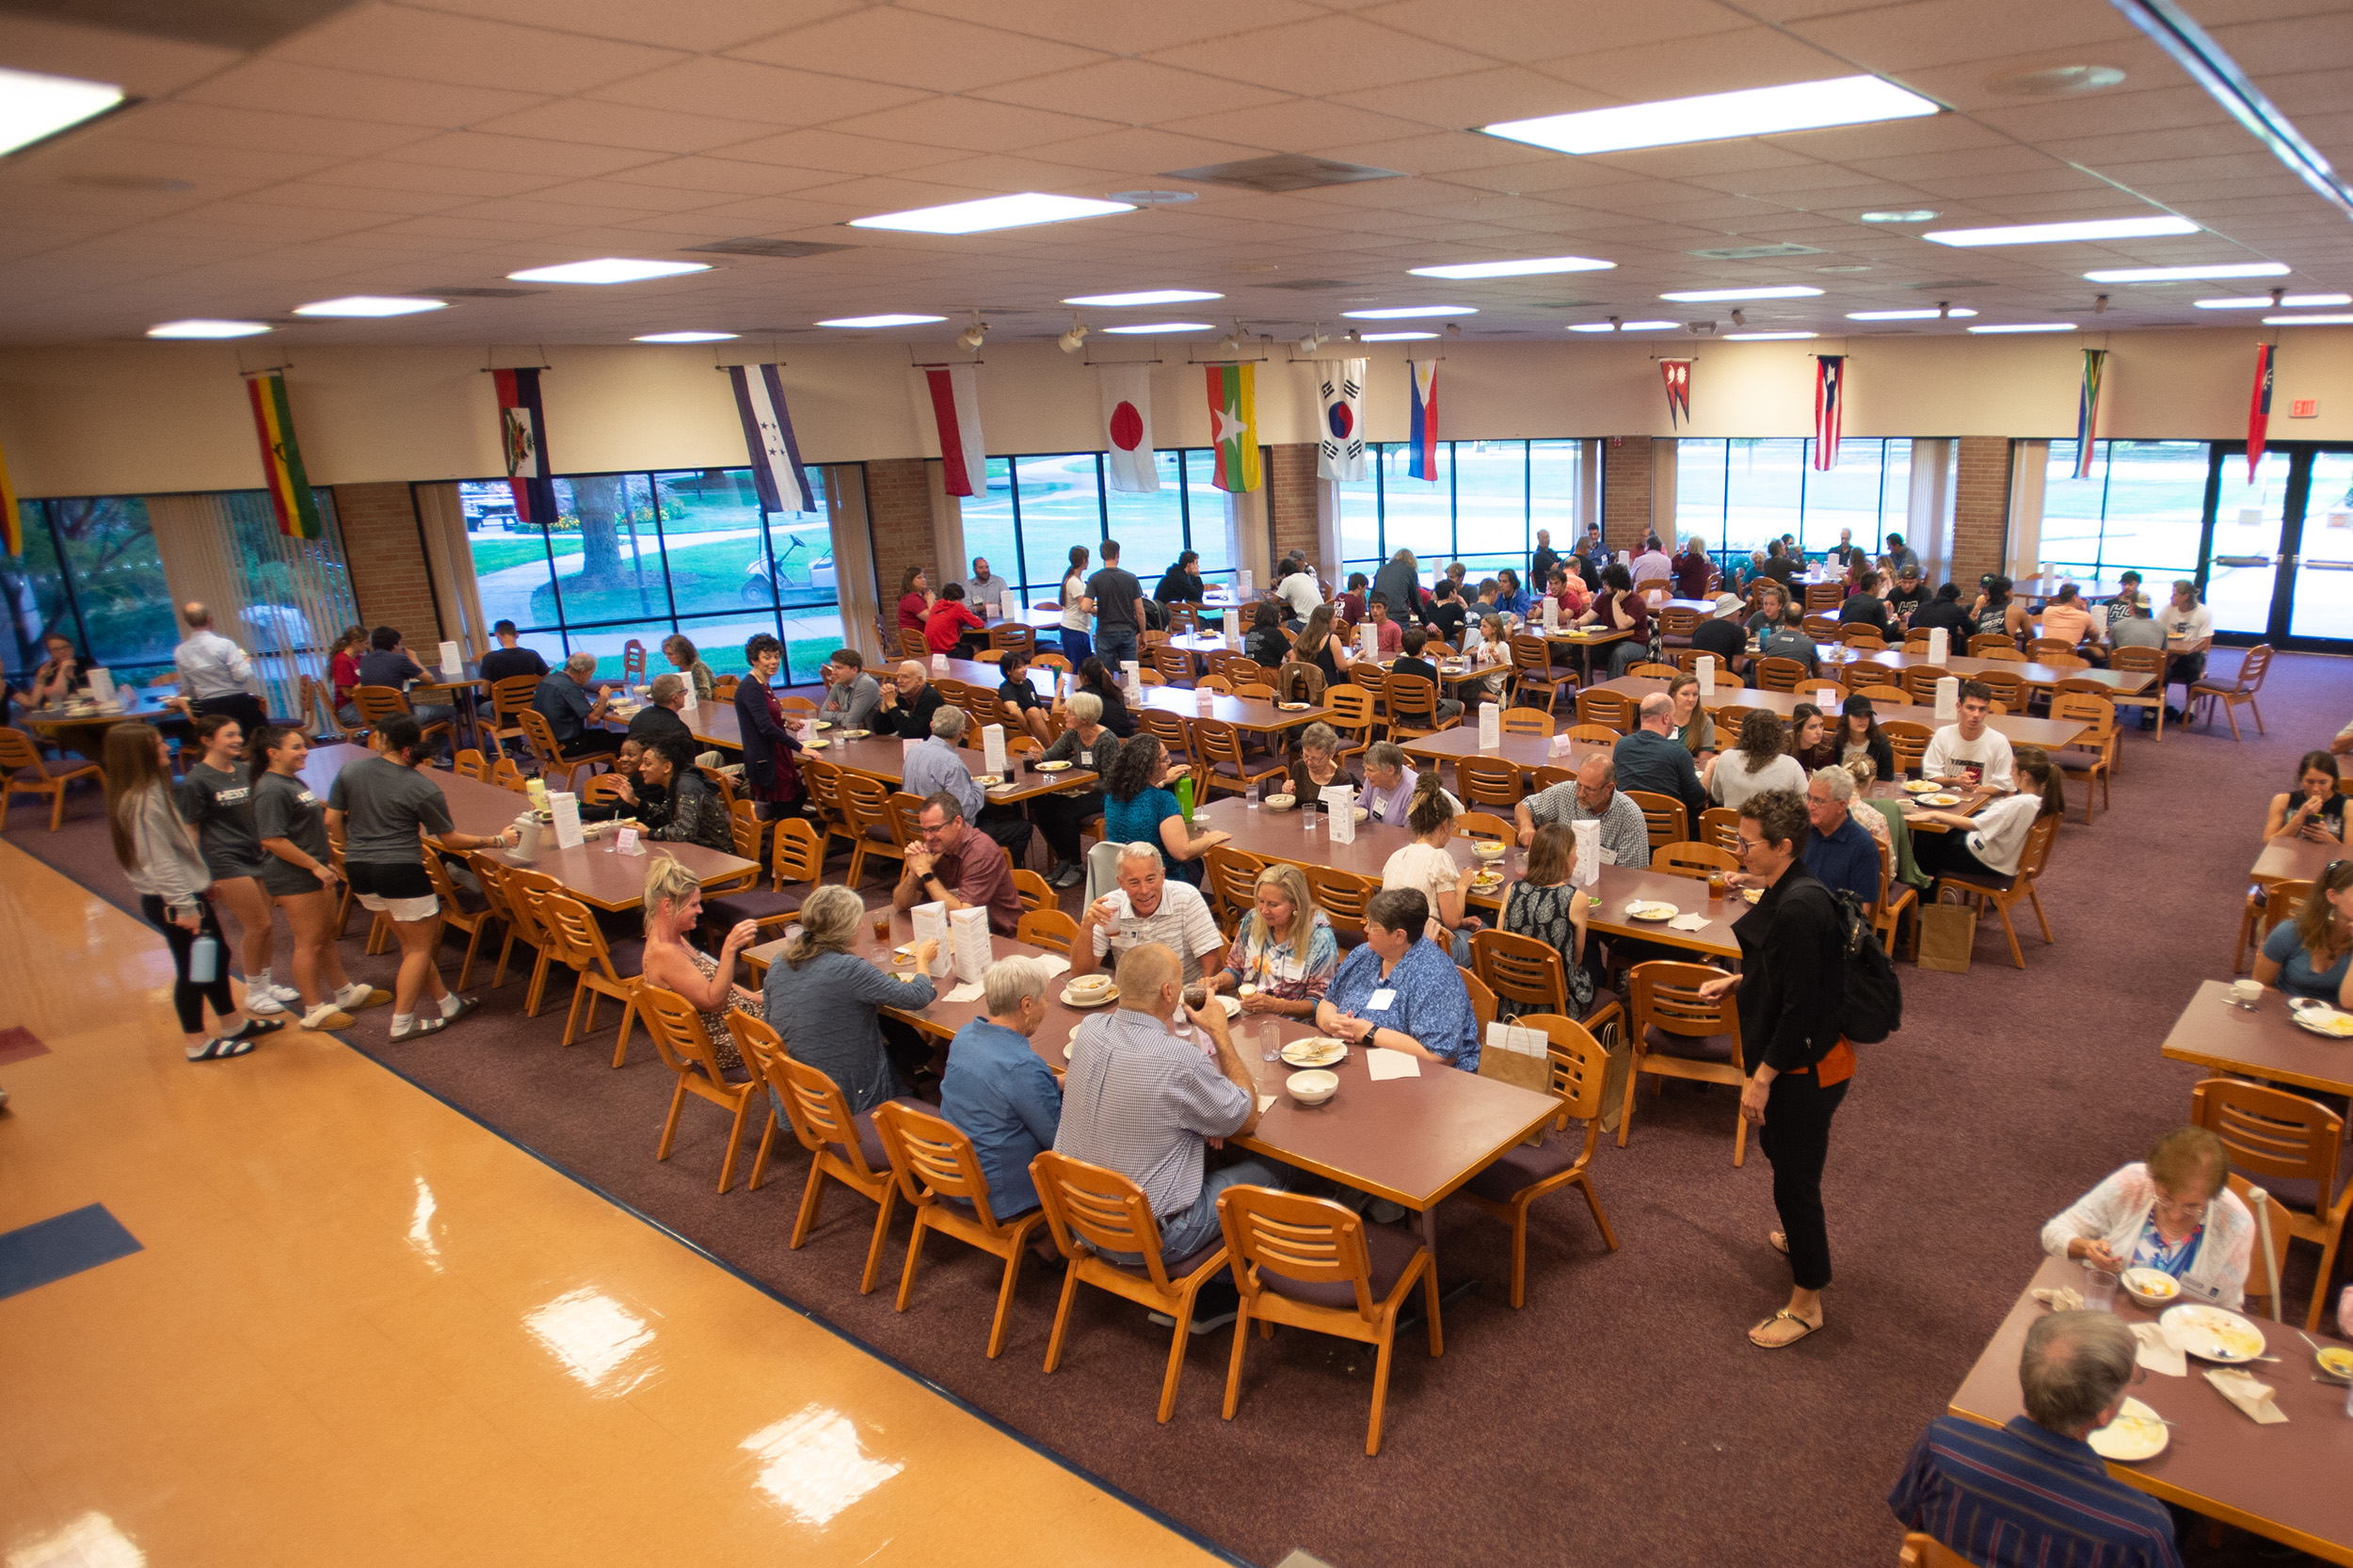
[1915,888,1978,973]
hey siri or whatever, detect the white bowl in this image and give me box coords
[1066,977,1114,1001]
[1263,793,1296,811]
[1286,1068,1339,1106]
[2119,1267,2181,1308]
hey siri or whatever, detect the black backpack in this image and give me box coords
[1831,888,1902,1044]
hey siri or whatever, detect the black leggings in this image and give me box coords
[1758,1070,1849,1292]
[142,895,234,1034]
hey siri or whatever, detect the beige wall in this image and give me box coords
[3,326,2346,499]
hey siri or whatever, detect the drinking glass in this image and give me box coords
[1259,1017,1282,1064]
[1303,805,1317,837]
[2084,1269,2119,1312]
[872,914,892,943]
[1707,871,1727,901]
[1246,779,1259,809]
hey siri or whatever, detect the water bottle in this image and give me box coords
[1174,773,1194,825]
[189,932,219,984]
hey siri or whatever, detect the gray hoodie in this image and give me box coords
[121,784,212,905]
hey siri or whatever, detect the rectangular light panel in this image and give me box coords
[1481,76,1938,156]
[1926,216,2200,247]
[849,193,1133,234]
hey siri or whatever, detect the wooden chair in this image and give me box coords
[1457,808,1514,847]
[1197,674,1233,695]
[1499,706,1554,737]
[620,638,647,684]
[1873,838,1919,957]
[836,771,910,888]
[297,674,351,741]
[1930,814,2059,969]
[580,772,630,808]
[1016,908,1078,954]
[1150,644,1194,689]
[1656,840,1737,881]
[635,984,762,1193]
[1322,685,1375,750]
[1849,676,1908,705]
[1753,656,1807,694]
[1233,681,1276,702]
[449,746,489,783]
[1622,960,1747,1166]
[1881,720,1933,777]
[420,851,500,992]
[988,622,1035,662]
[1217,1185,1440,1456]
[1031,651,1072,676]
[1273,661,1327,707]
[2190,643,2273,740]
[873,1101,1049,1358]
[1626,662,1681,680]
[763,1048,907,1294]
[1657,606,1700,648]
[1204,845,1270,935]
[2047,692,2115,821]
[1385,673,1458,742]
[516,707,601,792]
[1349,665,1388,726]
[1458,1013,1620,1308]
[489,756,526,792]
[499,867,568,1016]
[702,816,823,936]
[1899,1535,1975,1568]
[2233,878,2308,976]
[1140,708,1193,764]
[1011,868,1054,916]
[1900,665,1950,703]
[1968,632,2018,655]
[1455,755,1524,810]
[1972,669,2026,710]
[1557,722,1617,748]
[1531,765,1574,795]
[1509,634,1576,713]
[1195,718,1287,797]
[1625,790,1689,850]
[2027,637,2081,662]
[352,684,452,751]
[536,890,645,1064]
[1574,687,1633,734]
[1469,930,1624,1041]
[1902,629,1935,652]
[1460,965,1497,1031]
[1801,614,1841,642]
[1840,627,1886,652]
[1696,807,1741,855]
[0,727,101,833]
[899,628,927,660]
[2106,646,2166,738]
[711,674,739,702]
[463,853,526,992]
[2190,1077,2349,1331]
[1033,1150,1232,1422]
[1304,865,1375,940]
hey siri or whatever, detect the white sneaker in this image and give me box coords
[244,991,287,1016]
[268,982,302,1004]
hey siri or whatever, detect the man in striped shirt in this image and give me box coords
[1888,1310,2182,1567]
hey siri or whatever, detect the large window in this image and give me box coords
[460,468,840,683]
[1675,438,1912,565]
[2039,440,2209,584]
[956,449,1234,604]
[1333,439,1587,582]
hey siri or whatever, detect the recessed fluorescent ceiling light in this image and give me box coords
[507,258,710,284]
[147,319,271,338]
[1925,216,2199,246]
[1859,210,1939,223]
[1062,289,1223,307]
[849,193,1133,234]
[1660,286,1823,302]
[1967,322,2077,333]
[2087,262,2289,282]
[0,66,126,157]
[2265,313,2353,325]
[1847,308,1977,320]
[293,296,446,317]
[1479,75,1938,155]
[1568,320,1682,331]
[633,331,737,343]
[2199,293,2347,309]
[1724,330,1818,340]
[1407,256,1615,280]
[1101,322,1213,334]
[1360,331,1440,341]
[815,313,946,328]
[1341,305,1476,319]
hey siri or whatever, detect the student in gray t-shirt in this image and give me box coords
[1087,541,1145,670]
[249,723,378,1030]
[177,712,286,1012]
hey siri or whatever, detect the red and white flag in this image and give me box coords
[1096,364,1157,492]
[1317,358,1368,481]
[1660,359,1692,428]
[923,364,987,497]
[1813,355,1846,472]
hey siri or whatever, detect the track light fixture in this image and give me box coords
[1298,326,1323,355]
[1058,317,1088,354]
[957,313,987,350]
[2093,294,2109,314]
[1446,321,1462,337]
[1730,309,1747,327]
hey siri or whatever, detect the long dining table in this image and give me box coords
[2160,979,2353,1099]
[1583,676,2094,752]
[1817,644,2155,696]
[2251,833,2341,888]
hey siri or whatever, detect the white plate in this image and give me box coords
[1918,792,1963,808]
[1902,779,1943,795]
[2087,1397,2169,1463]
[1278,701,1312,712]
[2119,1266,2182,1305]
[2160,1303,2266,1363]
[1624,900,1678,921]
[973,774,1002,786]
[1281,1037,1348,1067]
[812,720,832,729]
[1061,983,1118,1008]
[2287,1000,2353,1038]
[836,729,872,740]
[1037,760,1074,772]
[802,738,829,749]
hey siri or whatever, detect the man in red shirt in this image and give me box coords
[925,582,986,655]
[895,791,1023,935]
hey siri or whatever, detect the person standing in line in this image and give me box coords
[1059,545,1095,664]
[1699,788,1850,1349]
[326,715,516,1043]
[176,713,296,1016]
[104,723,280,1062]
[1529,528,1561,595]
[249,724,383,1031]
[170,600,267,737]
[1087,539,1145,672]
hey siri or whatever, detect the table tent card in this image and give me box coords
[1572,818,1600,887]
[948,904,993,984]
[1927,627,1949,664]
[1001,585,1021,622]
[439,640,463,677]
[1542,596,1560,631]
[931,653,949,675]
[1238,570,1253,596]
[1321,784,1356,844]
[548,791,584,849]
[1816,686,1840,711]
[910,900,952,977]
[981,723,1006,778]
[1695,655,1715,696]
[1934,676,1960,723]
[1478,703,1500,750]
[88,668,116,704]
[1359,622,1379,662]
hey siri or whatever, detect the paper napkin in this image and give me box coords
[1365,1048,1421,1080]
[944,982,984,1003]
[2130,1322,2186,1377]
[2030,1287,2085,1312]
[1668,913,1710,932]
[2204,1368,2287,1424]
[1035,954,1072,978]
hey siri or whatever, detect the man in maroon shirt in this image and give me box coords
[895,792,1023,935]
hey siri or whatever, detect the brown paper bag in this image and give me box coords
[1916,892,1978,973]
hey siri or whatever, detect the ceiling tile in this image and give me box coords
[379,131,672,178]
[1363,0,1753,60]
[2205,14,2353,74]
[1532,27,1855,100]
[1015,125,1266,176]
[728,9,1110,93]
[298,158,560,197]
[1145,15,1497,96]
[715,128,967,175]
[1786,0,2143,73]
[402,0,863,52]
[1326,67,1610,129]
[1157,99,1431,153]
[367,214,578,243]
[236,181,477,216]
[899,0,1323,56]
[584,57,934,126]
[970,59,1295,125]
[469,99,773,155]
[178,58,551,127]
[271,7,688,94]
[601,158,854,197]
[101,102,435,160]
[823,97,1122,152]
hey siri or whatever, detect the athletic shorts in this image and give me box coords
[344,860,439,921]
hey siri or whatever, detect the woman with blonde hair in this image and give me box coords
[640,856,764,1070]
[761,883,937,1112]
[1205,863,1337,1017]
[105,723,277,1061]
[661,633,715,702]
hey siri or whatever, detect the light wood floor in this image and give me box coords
[0,840,1226,1567]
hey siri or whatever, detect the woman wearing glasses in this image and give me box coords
[2041,1126,2253,1309]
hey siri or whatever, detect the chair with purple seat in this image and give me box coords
[1620,959,1747,1166]
[700,813,822,938]
[751,1027,910,1295]
[1457,1013,1619,1308]
[873,1101,1051,1359]
[636,984,763,1194]
[2190,1076,2350,1332]
[534,890,644,1065]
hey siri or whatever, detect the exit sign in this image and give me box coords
[2290,398,2318,418]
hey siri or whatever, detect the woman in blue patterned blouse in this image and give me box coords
[1315,888,1481,1071]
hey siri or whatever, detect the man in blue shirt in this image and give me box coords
[1890,1309,2181,1568]
[1495,568,1532,618]
[530,652,621,757]
[1801,768,1880,915]
[938,956,1064,1218]
[1614,693,1706,830]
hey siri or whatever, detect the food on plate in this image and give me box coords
[1281,1037,1348,1067]
[2087,1398,2168,1463]
[2119,1267,2179,1304]
[1902,779,1942,794]
[2160,1304,2265,1361]
[1625,901,1678,921]
[1037,760,1074,772]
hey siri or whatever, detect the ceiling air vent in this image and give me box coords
[1686,243,1826,261]
[423,287,544,298]
[1160,154,1403,193]
[1260,278,1360,292]
[684,238,858,259]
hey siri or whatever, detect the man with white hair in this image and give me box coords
[902,706,1033,862]
[1071,841,1226,986]
[1613,691,1706,828]
[530,651,622,758]
[172,600,268,736]
[938,956,1063,1218]
[627,672,692,744]
[1801,766,1879,914]
[873,658,945,740]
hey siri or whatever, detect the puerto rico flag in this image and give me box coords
[1317,358,1368,481]
[924,364,987,497]
[1406,360,1438,480]
[1813,355,1846,472]
[727,363,815,514]
[1097,363,1157,492]
[1660,359,1692,429]
[2247,343,2274,481]
[492,366,555,526]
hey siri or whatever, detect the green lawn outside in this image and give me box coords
[467,536,553,575]
[577,636,835,687]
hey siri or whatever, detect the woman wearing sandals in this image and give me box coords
[175,712,296,1016]
[250,724,388,1031]
[104,723,280,1062]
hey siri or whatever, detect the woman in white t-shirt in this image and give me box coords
[1909,747,2064,879]
[1058,544,1094,664]
[1380,772,1480,962]
[1705,709,1808,812]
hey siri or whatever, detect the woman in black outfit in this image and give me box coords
[734,632,803,816]
[1074,656,1136,738]
[1833,695,1896,782]
[1289,603,1346,686]
[638,733,734,851]
[1696,788,1851,1350]
[1244,600,1290,669]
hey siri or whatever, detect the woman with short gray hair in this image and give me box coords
[1033,690,1118,888]
[1287,720,1361,805]
[762,884,938,1112]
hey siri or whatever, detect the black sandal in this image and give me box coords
[187,1035,259,1062]
[223,1016,284,1042]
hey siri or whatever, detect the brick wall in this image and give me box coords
[1950,437,2012,587]
[332,483,440,648]
[864,457,936,645]
[1266,443,1319,568]
[1601,436,1654,552]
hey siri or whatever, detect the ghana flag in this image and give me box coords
[0,429,20,557]
[1205,360,1260,493]
[246,370,323,539]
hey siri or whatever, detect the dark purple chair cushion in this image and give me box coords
[1643,1023,1737,1063]
[1465,1135,1583,1203]
[1258,1215,1424,1310]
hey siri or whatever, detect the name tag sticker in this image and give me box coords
[1367,987,1397,1012]
[1599,847,1619,866]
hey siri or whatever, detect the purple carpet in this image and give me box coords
[12,650,2348,1568]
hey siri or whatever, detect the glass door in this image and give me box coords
[2203,449,2291,636]
[2292,451,2353,643]
[2201,442,2353,649]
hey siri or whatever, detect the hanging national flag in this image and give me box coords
[1813,355,1846,472]
[244,370,323,540]
[492,367,555,526]
[1206,361,1260,492]
[2247,343,2275,482]
[1406,360,1439,480]
[1659,359,1692,429]
[2073,349,2108,479]
[923,364,988,498]
[1097,364,1158,492]
[1316,358,1369,482]
[726,363,815,513]
[0,430,20,557]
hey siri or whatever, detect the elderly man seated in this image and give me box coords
[1513,754,1652,869]
[873,658,946,740]
[1072,840,1227,987]
[1614,692,1706,829]
[531,651,623,758]
[893,790,1022,936]
[939,956,1063,1219]
[1800,765,1880,916]
[1888,1310,2182,1568]
[903,705,1033,863]
[627,673,694,744]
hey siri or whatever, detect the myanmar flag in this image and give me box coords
[1206,362,1260,493]
[246,370,324,540]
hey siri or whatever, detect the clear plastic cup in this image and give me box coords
[2084,1269,2119,1311]
[1259,1017,1281,1063]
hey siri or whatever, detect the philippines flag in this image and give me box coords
[1813,355,1846,472]
[1317,358,1368,482]
[727,363,815,513]
[1406,360,1438,481]
[923,364,988,498]
[492,366,555,525]
[2247,343,2275,482]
